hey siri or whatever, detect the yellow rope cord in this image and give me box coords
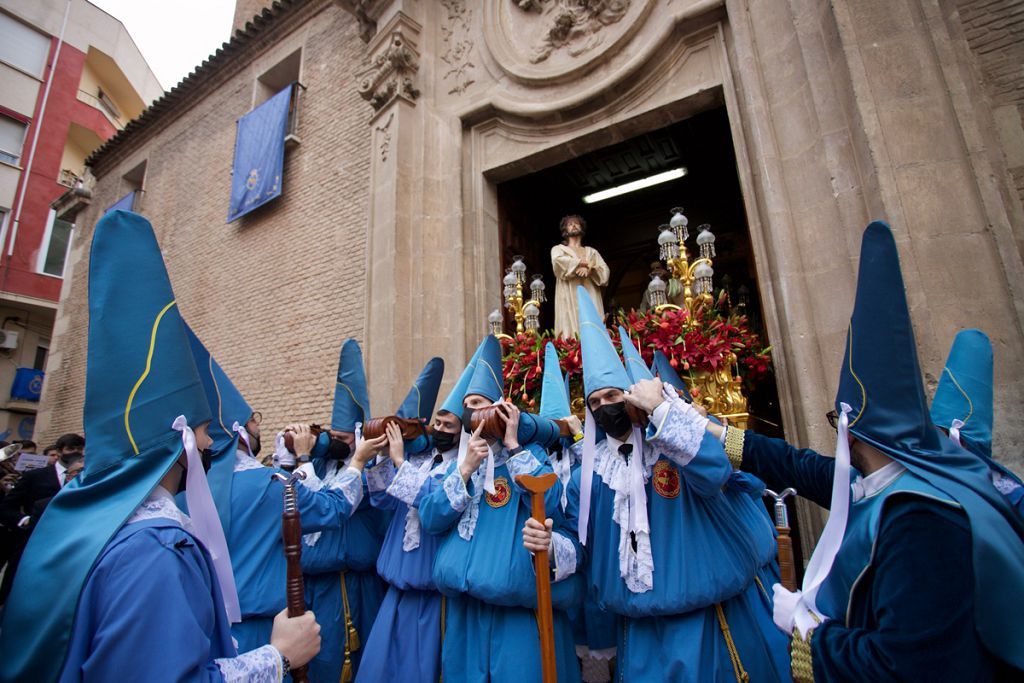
[339,572,358,683]
[714,603,750,683]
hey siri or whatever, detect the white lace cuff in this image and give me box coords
[329,466,364,509]
[365,461,396,493]
[388,461,431,506]
[568,440,584,463]
[647,398,708,468]
[507,448,541,481]
[443,469,471,512]
[551,532,578,582]
[214,644,282,683]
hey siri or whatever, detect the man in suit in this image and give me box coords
[0,433,84,603]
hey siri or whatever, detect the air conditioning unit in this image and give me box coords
[0,330,19,349]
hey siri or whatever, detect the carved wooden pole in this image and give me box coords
[515,472,559,683]
[273,471,310,683]
[764,488,798,591]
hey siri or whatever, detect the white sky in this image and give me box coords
[89,0,237,91]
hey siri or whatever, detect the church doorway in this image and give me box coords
[496,105,802,573]
[497,106,784,438]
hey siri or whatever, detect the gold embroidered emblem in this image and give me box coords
[653,460,680,499]
[486,477,511,508]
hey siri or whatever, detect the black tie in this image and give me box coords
[619,444,638,553]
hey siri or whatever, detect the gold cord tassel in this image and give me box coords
[714,603,750,683]
[341,651,353,683]
[340,572,361,652]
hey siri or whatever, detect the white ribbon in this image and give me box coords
[231,421,252,455]
[772,402,853,638]
[172,416,241,623]
[578,405,597,545]
[949,419,964,448]
[354,421,363,449]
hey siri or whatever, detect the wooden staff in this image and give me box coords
[515,472,559,683]
[273,471,311,683]
[764,488,798,591]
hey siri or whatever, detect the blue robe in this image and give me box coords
[740,430,1021,680]
[60,518,236,681]
[356,451,452,683]
[419,444,584,683]
[553,443,619,658]
[564,402,789,682]
[223,461,365,655]
[301,460,389,683]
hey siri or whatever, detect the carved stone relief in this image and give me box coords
[375,112,394,162]
[513,0,631,64]
[440,0,476,95]
[483,0,653,85]
[358,29,420,111]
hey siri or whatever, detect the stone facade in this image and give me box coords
[36,0,1024,542]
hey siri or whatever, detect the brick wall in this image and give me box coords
[36,4,372,442]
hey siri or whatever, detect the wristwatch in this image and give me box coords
[508,445,524,456]
[279,653,291,677]
[297,454,311,463]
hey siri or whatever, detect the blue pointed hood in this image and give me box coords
[577,285,630,398]
[464,335,503,402]
[0,210,212,682]
[440,339,486,416]
[397,357,444,453]
[333,339,370,432]
[835,221,1024,668]
[397,357,444,421]
[539,343,571,420]
[618,326,654,383]
[652,350,692,400]
[930,329,993,458]
[185,325,252,537]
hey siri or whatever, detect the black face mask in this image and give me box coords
[247,432,261,457]
[592,402,632,439]
[433,430,458,453]
[176,449,214,495]
[325,437,350,461]
[59,451,84,466]
[461,407,477,435]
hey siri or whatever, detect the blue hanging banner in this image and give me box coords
[10,368,44,401]
[227,84,292,222]
[104,191,135,214]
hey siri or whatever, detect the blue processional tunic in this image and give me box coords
[300,459,389,683]
[355,449,456,683]
[553,441,620,659]
[564,400,790,682]
[419,443,584,683]
[63,491,282,682]
[739,430,1020,681]
[223,454,366,656]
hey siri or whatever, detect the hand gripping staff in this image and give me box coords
[515,472,559,683]
[272,471,311,683]
[763,488,798,591]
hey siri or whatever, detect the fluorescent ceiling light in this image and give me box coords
[582,167,688,204]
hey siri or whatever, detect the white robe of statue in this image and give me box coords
[551,243,610,338]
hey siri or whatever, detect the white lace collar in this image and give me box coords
[851,461,907,502]
[234,449,267,472]
[126,485,193,532]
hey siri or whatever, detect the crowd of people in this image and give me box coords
[0,210,1021,682]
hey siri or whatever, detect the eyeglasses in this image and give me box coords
[250,412,262,426]
[825,410,839,431]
